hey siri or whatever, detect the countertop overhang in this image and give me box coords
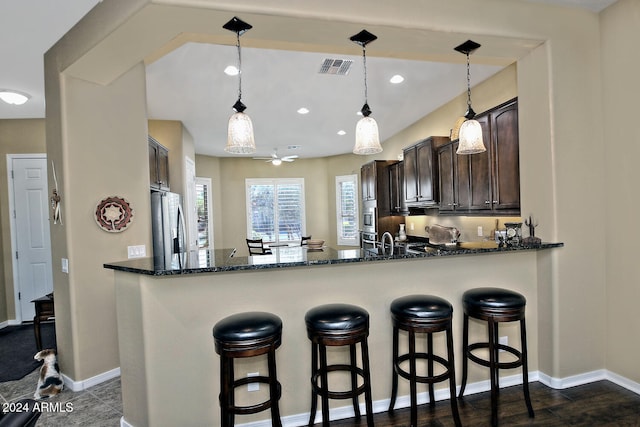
[104,242,564,276]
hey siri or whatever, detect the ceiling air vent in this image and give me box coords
[318,59,353,75]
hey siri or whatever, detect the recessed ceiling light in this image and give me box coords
[390,74,405,84]
[297,107,309,114]
[337,130,346,136]
[224,65,239,76]
[0,90,30,105]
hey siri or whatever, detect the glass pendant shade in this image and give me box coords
[226,111,256,154]
[354,116,382,155]
[456,119,485,155]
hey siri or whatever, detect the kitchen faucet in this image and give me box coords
[381,232,394,256]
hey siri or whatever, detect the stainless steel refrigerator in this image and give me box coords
[151,190,186,268]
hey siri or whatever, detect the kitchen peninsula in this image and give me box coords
[105,242,562,427]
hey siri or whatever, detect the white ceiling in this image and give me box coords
[0,0,618,159]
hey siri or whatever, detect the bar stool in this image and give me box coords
[305,303,374,426]
[458,287,534,427]
[213,312,283,427]
[388,295,462,427]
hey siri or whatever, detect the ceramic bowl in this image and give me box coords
[306,239,325,249]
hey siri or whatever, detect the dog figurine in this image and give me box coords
[34,349,63,399]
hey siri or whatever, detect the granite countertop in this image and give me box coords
[103,242,564,276]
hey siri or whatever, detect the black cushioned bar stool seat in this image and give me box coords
[213,312,283,427]
[388,295,462,427]
[459,287,534,426]
[305,303,374,426]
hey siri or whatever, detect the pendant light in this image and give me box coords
[350,30,383,155]
[223,17,256,154]
[454,40,486,155]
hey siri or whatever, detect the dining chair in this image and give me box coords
[246,238,273,255]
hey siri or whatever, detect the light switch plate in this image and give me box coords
[61,258,69,273]
[127,245,146,259]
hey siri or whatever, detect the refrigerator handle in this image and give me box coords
[174,202,186,254]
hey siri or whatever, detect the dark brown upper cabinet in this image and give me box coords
[403,136,450,208]
[388,161,406,215]
[149,135,169,191]
[437,98,520,215]
[360,160,397,216]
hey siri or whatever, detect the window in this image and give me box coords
[246,178,305,244]
[195,177,213,249]
[336,174,359,246]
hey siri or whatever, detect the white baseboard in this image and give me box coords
[62,367,121,392]
[0,319,22,328]
[607,370,640,395]
[237,371,537,427]
[93,367,640,427]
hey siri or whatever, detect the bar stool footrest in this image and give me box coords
[467,342,523,370]
[394,353,452,384]
[311,364,367,400]
[220,377,282,415]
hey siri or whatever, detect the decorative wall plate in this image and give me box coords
[95,196,134,232]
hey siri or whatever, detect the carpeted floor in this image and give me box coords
[0,322,56,382]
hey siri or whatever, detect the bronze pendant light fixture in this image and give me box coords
[454,39,486,155]
[350,29,383,155]
[223,17,256,154]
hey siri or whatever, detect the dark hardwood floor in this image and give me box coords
[314,381,640,426]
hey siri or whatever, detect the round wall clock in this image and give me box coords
[95,196,134,232]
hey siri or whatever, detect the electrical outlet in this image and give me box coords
[410,222,414,231]
[61,258,69,273]
[477,226,483,237]
[247,372,259,392]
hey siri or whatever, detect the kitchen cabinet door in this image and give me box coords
[468,114,492,211]
[388,161,405,215]
[149,136,169,191]
[403,136,448,207]
[489,101,520,211]
[361,161,375,201]
[438,141,470,212]
[360,160,396,216]
[416,141,437,204]
[403,146,418,203]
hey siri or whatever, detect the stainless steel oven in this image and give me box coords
[362,200,377,234]
[361,200,378,253]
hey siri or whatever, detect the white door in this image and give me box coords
[185,156,198,252]
[10,156,53,321]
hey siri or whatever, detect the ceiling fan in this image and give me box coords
[253,149,298,165]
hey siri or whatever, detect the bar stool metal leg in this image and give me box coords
[446,326,463,427]
[350,344,361,419]
[308,342,319,426]
[360,336,374,426]
[267,349,282,427]
[521,317,534,418]
[458,313,470,397]
[489,318,498,427]
[409,329,418,427]
[388,325,400,412]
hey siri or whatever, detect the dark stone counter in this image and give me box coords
[104,242,563,276]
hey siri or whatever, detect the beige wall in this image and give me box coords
[601,0,640,384]
[38,0,636,396]
[0,119,47,322]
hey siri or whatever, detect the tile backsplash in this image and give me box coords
[402,215,524,243]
